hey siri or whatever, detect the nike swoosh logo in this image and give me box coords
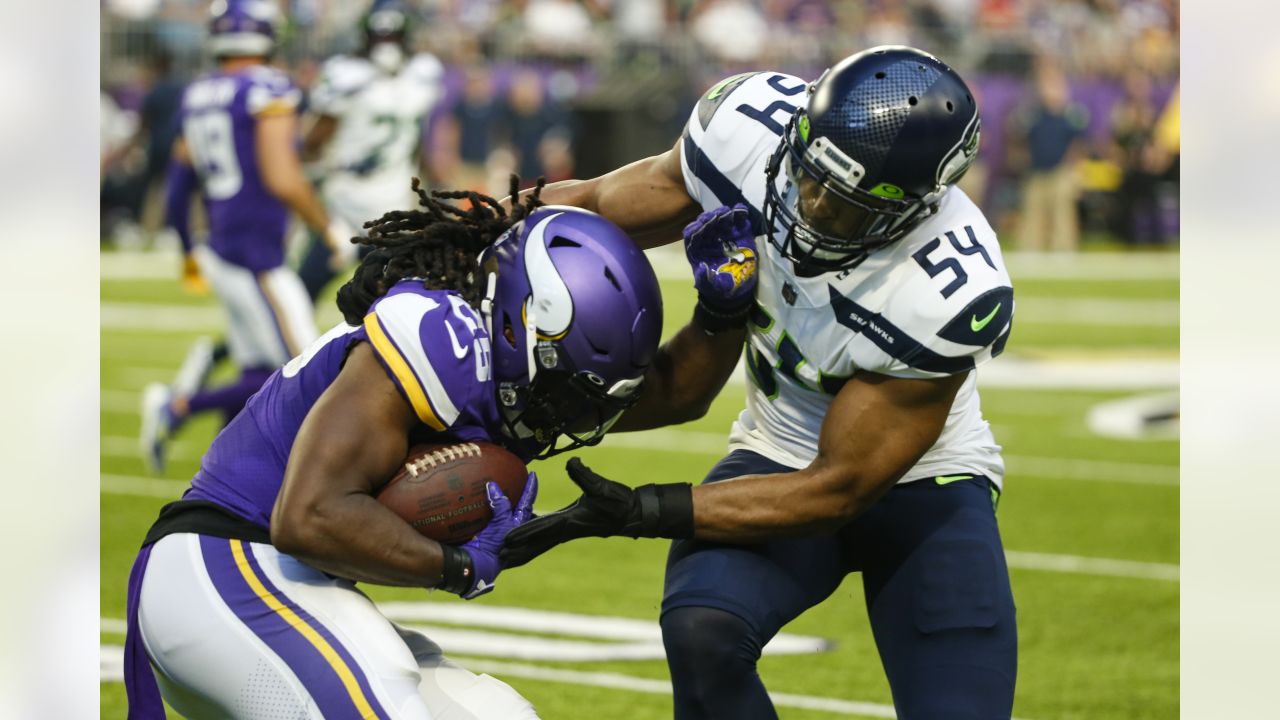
[970,303,1002,332]
[444,321,469,359]
[935,475,974,485]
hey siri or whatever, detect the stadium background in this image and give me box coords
[100,1,1179,718]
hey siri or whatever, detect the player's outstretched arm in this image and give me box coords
[527,138,702,249]
[271,343,455,589]
[613,204,757,430]
[689,370,969,541]
[301,114,338,161]
[500,370,967,567]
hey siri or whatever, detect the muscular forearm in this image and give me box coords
[613,318,744,431]
[524,155,699,249]
[690,464,896,543]
[529,178,595,210]
[272,493,446,587]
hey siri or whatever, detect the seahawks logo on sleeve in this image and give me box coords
[696,72,759,130]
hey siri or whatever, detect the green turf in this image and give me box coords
[100,252,1179,719]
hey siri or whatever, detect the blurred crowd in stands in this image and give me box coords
[101,0,1180,250]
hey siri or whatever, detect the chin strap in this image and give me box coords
[524,304,539,386]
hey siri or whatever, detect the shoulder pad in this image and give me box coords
[244,68,300,116]
[681,72,806,232]
[246,65,294,92]
[694,72,760,130]
[363,283,491,431]
[834,201,1014,378]
[407,53,444,83]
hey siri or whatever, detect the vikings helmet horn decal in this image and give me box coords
[521,212,574,341]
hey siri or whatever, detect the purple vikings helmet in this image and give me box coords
[207,0,280,58]
[479,206,663,458]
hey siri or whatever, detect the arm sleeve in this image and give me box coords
[308,58,362,117]
[163,158,198,254]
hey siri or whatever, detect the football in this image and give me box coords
[376,441,528,545]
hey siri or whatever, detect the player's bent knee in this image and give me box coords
[417,654,539,720]
[662,606,762,678]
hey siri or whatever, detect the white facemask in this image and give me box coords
[370,42,405,73]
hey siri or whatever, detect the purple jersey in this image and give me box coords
[185,282,501,527]
[179,65,301,272]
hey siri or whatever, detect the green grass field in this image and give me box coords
[100,249,1178,719]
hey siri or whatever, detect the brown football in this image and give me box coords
[375,441,528,545]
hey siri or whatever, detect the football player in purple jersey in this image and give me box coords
[123,173,757,719]
[141,0,354,473]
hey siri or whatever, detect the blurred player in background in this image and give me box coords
[141,0,352,473]
[124,177,751,719]
[297,0,445,300]
[503,47,1019,719]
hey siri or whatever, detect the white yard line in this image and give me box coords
[1013,297,1178,326]
[455,659,907,719]
[104,247,1179,282]
[100,473,1177,582]
[100,432,1177,486]
[101,390,142,413]
[1004,551,1179,582]
[105,247,1177,283]
[97,641,1028,718]
[101,303,223,332]
[101,297,1178,334]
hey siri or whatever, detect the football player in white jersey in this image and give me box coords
[297,0,445,298]
[502,47,1018,718]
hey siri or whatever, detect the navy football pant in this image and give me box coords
[662,450,1017,719]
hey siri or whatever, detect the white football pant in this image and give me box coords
[194,245,318,368]
[137,533,539,719]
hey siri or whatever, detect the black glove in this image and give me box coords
[498,458,694,569]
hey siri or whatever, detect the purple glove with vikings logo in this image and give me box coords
[449,474,538,599]
[684,203,758,332]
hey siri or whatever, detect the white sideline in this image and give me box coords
[100,473,1177,583]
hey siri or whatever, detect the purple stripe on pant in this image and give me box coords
[198,536,391,720]
[125,543,166,720]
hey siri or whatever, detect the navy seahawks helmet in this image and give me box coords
[362,0,413,50]
[763,46,981,273]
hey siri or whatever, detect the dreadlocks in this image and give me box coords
[336,175,545,326]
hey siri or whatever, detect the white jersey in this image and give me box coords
[310,53,444,228]
[680,71,1014,487]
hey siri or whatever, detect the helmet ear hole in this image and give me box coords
[603,266,621,292]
